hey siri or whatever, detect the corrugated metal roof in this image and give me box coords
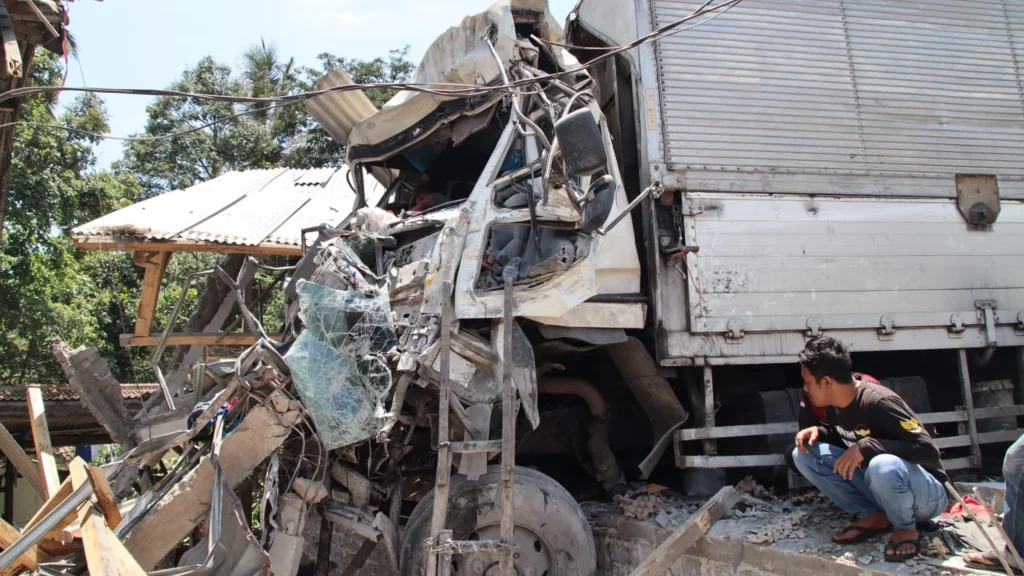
[73,167,386,248]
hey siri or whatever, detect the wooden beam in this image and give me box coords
[3,463,14,523]
[69,459,146,576]
[20,0,57,40]
[74,236,302,256]
[133,251,171,337]
[0,422,46,498]
[0,478,68,575]
[85,465,120,529]
[25,387,59,499]
[0,517,19,549]
[627,486,739,576]
[0,4,21,79]
[119,332,284,347]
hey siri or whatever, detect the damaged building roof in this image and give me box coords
[72,167,387,256]
[0,383,157,402]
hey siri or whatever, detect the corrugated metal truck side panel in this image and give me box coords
[647,0,1024,362]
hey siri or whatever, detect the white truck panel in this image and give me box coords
[669,193,1024,354]
[652,0,1024,197]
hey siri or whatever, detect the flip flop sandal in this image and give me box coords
[832,524,892,544]
[884,538,921,563]
[964,551,1023,574]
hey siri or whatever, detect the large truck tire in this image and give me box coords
[400,466,597,576]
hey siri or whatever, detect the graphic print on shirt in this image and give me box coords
[835,423,872,446]
[900,418,922,432]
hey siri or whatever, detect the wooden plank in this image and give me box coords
[0,5,21,79]
[0,518,19,549]
[628,486,739,576]
[0,478,68,575]
[69,459,146,576]
[25,387,59,499]
[73,236,301,256]
[0,422,46,498]
[85,465,120,529]
[22,477,71,535]
[21,0,58,39]
[133,251,171,337]
[119,332,284,347]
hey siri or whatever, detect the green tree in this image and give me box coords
[124,43,416,188]
[0,51,145,385]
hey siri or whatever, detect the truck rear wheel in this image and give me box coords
[400,466,596,576]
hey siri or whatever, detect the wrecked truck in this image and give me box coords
[83,0,1024,575]
[295,0,1024,573]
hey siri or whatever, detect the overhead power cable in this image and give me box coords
[0,0,743,143]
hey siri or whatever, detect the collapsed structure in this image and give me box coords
[5,0,1024,574]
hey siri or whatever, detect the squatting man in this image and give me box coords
[791,337,949,563]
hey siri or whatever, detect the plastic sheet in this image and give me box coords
[285,279,397,449]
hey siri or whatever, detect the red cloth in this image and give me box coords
[941,495,990,518]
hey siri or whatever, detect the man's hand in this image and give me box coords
[833,444,865,480]
[795,427,820,454]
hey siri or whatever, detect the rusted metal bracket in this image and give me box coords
[956,174,1000,230]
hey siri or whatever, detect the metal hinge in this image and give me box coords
[726,319,745,342]
[949,313,966,338]
[806,317,822,338]
[1016,312,1024,336]
[878,316,896,340]
[976,300,998,363]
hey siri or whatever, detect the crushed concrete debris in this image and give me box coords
[735,476,773,500]
[614,493,669,521]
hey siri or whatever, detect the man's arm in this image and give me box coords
[856,397,941,465]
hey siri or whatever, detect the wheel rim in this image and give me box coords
[453,524,553,576]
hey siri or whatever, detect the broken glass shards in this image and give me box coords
[285,279,398,450]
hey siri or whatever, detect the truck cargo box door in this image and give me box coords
[681,193,1024,344]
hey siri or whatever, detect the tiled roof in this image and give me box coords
[0,384,158,402]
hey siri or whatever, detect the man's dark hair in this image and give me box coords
[799,336,854,383]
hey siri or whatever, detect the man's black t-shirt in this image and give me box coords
[818,381,949,484]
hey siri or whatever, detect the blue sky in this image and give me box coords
[60,0,579,169]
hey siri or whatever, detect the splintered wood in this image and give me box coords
[26,387,60,499]
[69,458,145,576]
[628,486,739,576]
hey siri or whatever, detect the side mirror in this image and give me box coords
[554,108,607,178]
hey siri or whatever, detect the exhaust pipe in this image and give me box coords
[607,337,689,477]
[538,377,626,495]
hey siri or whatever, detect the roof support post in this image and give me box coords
[133,251,172,338]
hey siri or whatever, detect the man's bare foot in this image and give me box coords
[833,511,892,543]
[965,551,1021,573]
[966,551,1001,567]
[884,527,920,562]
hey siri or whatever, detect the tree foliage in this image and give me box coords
[1,42,415,386]
[0,51,145,385]
[123,43,414,196]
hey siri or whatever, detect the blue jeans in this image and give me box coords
[792,443,948,530]
[1003,435,1024,555]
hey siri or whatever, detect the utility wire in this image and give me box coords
[0,0,743,143]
